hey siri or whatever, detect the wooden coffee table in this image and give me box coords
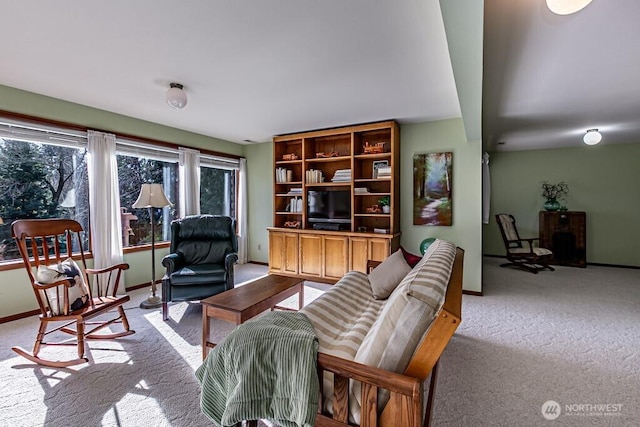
[200,274,305,359]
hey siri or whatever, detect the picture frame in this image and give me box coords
[413,152,453,226]
[372,160,389,179]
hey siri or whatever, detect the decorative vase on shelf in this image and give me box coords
[543,198,561,211]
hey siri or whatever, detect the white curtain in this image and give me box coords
[87,130,124,270]
[179,147,200,217]
[482,152,491,224]
[237,158,248,264]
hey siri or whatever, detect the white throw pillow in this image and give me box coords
[367,249,411,300]
[36,258,90,315]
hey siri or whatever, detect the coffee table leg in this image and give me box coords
[202,306,209,360]
[298,282,304,309]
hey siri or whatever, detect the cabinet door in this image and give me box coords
[369,238,391,262]
[349,236,370,273]
[268,231,284,273]
[299,234,322,277]
[283,232,299,274]
[323,235,349,280]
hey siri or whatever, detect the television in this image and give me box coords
[307,190,351,224]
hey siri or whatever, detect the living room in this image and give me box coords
[1,1,639,426]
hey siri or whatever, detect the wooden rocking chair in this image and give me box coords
[496,213,554,274]
[11,219,135,368]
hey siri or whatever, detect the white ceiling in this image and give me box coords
[0,0,462,144]
[484,0,640,151]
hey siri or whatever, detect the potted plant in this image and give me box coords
[378,196,391,214]
[541,181,569,211]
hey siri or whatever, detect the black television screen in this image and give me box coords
[308,190,351,223]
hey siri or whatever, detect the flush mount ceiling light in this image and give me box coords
[546,0,593,15]
[166,83,187,109]
[583,129,602,145]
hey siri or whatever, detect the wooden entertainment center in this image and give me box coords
[268,120,400,281]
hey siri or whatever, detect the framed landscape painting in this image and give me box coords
[413,152,452,226]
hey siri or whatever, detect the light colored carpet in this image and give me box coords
[1,260,639,426]
[432,258,640,426]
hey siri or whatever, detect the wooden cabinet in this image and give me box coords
[268,231,299,275]
[539,211,586,267]
[270,121,400,280]
[268,228,399,281]
[299,234,322,277]
[348,236,392,273]
[322,235,349,280]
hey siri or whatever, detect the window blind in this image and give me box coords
[116,137,179,163]
[0,118,87,149]
[200,153,240,170]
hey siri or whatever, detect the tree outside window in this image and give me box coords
[117,155,178,247]
[0,139,89,261]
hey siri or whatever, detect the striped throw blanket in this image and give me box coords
[195,311,319,427]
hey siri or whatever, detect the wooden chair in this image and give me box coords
[495,213,554,274]
[11,218,135,368]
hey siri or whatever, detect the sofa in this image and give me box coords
[300,239,464,427]
[198,239,464,427]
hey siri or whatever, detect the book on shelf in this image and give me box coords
[354,187,369,193]
[275,167,292,183]
[373,228,390,234]
[332,169,352,182]
[376,166,391,179]
[306,169,324,183]
[289,197,302,213]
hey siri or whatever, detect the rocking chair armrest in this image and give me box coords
[520,238,540,251]
[33,279,72,290]
[86,263,130,275]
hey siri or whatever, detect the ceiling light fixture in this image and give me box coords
[546,0,593,15]
[583,129,602,145]
[166,83,187,109]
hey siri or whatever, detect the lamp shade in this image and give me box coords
[132,183,172,209]
[546,0,592,15]
[166,83,188,109]
[583,129,602,146]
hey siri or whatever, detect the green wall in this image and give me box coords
[245,141,273,263]
[244,118,483,293]
[400,119,482,293]
[0,85,242,318]
[483,144,640,267]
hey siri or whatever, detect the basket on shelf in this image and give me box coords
[282,153,299,161]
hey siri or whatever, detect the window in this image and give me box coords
[117,155,178,247]
[0,138,89,261]
[200,166,236,219]
[0,115,243,263]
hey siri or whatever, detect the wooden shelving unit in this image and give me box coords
[269,121,401,279]
[272,120,399,233]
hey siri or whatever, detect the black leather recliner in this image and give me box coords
[161,215,238,320]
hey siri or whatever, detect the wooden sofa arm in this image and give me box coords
[316,247,465,427]
[316,353,423,427]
